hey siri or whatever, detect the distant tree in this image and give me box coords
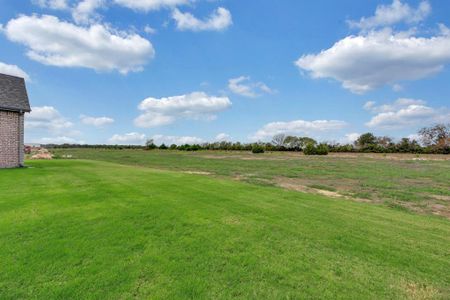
[284,136,301,150]
[303,143,316,155]
[304,143,329,155]
[159,143,168,150]
[316,143,329,155]
[396,138,422,153]
[355,133,377,149]
[376,136,394,148]
[298,137,317,149]
[272,134,286,147]
[396,138,412,153]
[419,124,449,148]
[169,144,177,150]
[145,139,157,150]
[252,144,265,154]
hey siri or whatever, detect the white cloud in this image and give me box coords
[134,91,231,128]
[0,62,30,81]
[26,106,74,132]
[295,28,450,94]
[152,134,204,145]
[341,133,360,144]
[109,132,147,144]
[252,119,348,141]
[215,133,231,141]
[144,25,157,34]
[364,98,426,113]
[392,83,403,92]
[33,0,69,10]
[114,0,190,11]
[172,7,232,31]
[80,115,114,127]
[25,106,84,143]
[347,0,431,31]
[4,15,154,74]
[37,136,85,144]
[228,76,274,98]
[72,0,106,24]
[134,113,175,128]
[365,98,449,129]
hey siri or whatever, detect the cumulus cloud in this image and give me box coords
[152,134,204,145]
[72,0,106,24]
[215,133,231,141]
[341,133,360,144]
[25,106,84,144]
[4,15,154,74]
[172,7,232,31]
[134,91,231,128]
[296,28,450,94]
[80,115,114,127]
[347,0,431,31]
[0,62,30,81]
[252,119,348,141]
[33,0,69,10]
[134,113,175,128]
[26,106,74,132]
[228,76,274,98]
[365,98,449,129]
[296,1,450,94]
[36,136,85,144]
[364,98,426,113]
[109,132,147,144]
[144,25,157,34]
[114,0,190,11]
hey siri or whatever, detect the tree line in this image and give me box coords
[43,124,449,155]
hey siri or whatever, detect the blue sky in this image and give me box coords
[0,0,449,145]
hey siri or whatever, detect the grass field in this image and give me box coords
[1,157,450,298]
[52,149,450,217]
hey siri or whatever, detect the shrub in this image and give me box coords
[316,143,329,155]
[303,143,317,155]
[304,143,329,155]
[252,145,265,154]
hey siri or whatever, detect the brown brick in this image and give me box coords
[0,110,25,168]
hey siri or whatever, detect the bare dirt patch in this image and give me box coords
[431,195,450,202]
[329,152,450,161]
[399,280,441,300]
[183,171,213,175]
[274,177,371,203]
[222,216,242,225]
[429,204,450,218]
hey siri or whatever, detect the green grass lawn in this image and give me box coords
[52,149,450,216]
[1,159,449,299]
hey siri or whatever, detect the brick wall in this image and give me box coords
[0,110,24,168]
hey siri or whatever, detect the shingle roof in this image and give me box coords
[0,73,31,113]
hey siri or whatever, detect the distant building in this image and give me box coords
[0,73,31,168]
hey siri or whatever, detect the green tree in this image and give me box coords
[145,139,157,150]
[298,137,317,149]
[284,136,299,149]
[355,133,377,149]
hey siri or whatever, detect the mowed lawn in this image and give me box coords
[53,149,450,216]
[1,160,450,299]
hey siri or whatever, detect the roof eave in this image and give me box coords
[0,106,31,113]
